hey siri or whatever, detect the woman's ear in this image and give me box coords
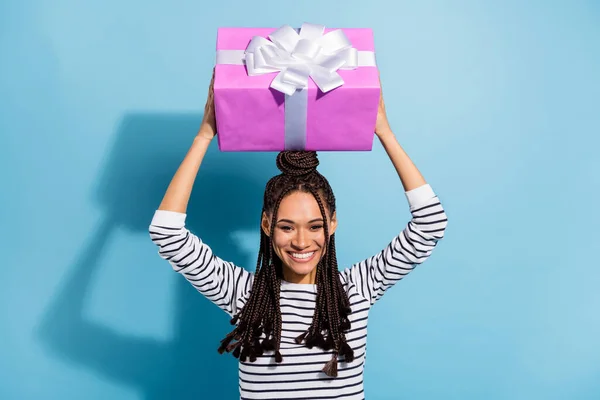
[261,212,271,237]
[329,211,338,236]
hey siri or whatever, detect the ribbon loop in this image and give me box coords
[243,23,363,95]
[298,23,325,40]
[269,25,300,53]
[318,29,352,53]
[292,39,322,61]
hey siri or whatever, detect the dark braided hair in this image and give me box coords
[217,151,354,377]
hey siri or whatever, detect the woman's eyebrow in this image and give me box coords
[277,218,324,224]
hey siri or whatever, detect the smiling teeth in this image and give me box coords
[291,252,314,259]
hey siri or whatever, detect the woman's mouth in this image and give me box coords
[287,251,316,263]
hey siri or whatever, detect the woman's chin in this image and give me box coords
[290,263,317,277]
[284,256,319,280]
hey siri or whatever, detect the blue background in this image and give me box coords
[2,1,599,399]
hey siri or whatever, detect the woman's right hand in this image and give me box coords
[197,69,217,140]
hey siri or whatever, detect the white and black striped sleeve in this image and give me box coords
[148,209,253,316]
[342,184,448,305]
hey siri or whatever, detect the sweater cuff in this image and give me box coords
[151,209,187,228]
[405,184,436,208]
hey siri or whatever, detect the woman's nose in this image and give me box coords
[291,229,309,249]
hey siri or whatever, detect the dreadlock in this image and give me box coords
[217,151,354,377]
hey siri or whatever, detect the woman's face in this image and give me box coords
[262,191,337,284]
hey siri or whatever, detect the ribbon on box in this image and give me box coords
[216,23,377,150]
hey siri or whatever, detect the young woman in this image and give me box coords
[149,73,448,399]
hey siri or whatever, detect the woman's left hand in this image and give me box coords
[375,75,393,138]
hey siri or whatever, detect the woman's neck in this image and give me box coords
[282,268,317,284]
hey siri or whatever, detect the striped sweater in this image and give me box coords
[149,183,447,399]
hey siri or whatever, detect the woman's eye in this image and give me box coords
[279,226,293,232]
[311,225,324,230]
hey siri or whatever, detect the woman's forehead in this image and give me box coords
[277,192,329,220]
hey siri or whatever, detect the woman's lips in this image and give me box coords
[287,251,316,263]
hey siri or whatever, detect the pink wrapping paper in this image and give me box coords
[214,27,380,152]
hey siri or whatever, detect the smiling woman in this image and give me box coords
[148,72,448,399]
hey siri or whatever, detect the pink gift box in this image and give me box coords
[214,26,380,152]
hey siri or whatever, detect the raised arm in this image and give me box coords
[375,75,427,192]
[342,76,448,304]
[149,71,253,316]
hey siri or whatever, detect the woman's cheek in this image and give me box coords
[275,232,288,246]
[273,233,291,252]
[314,232,326,247]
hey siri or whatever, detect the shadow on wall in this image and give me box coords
[35,113,277,399]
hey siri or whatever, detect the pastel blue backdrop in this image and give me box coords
[1,1,599,399]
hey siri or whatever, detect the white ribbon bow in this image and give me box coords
[244,23,360,96]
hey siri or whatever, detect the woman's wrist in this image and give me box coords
[196,122,216,141]
[376,126,395,141]
[193,131,214,153]
[193,133,214,146]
